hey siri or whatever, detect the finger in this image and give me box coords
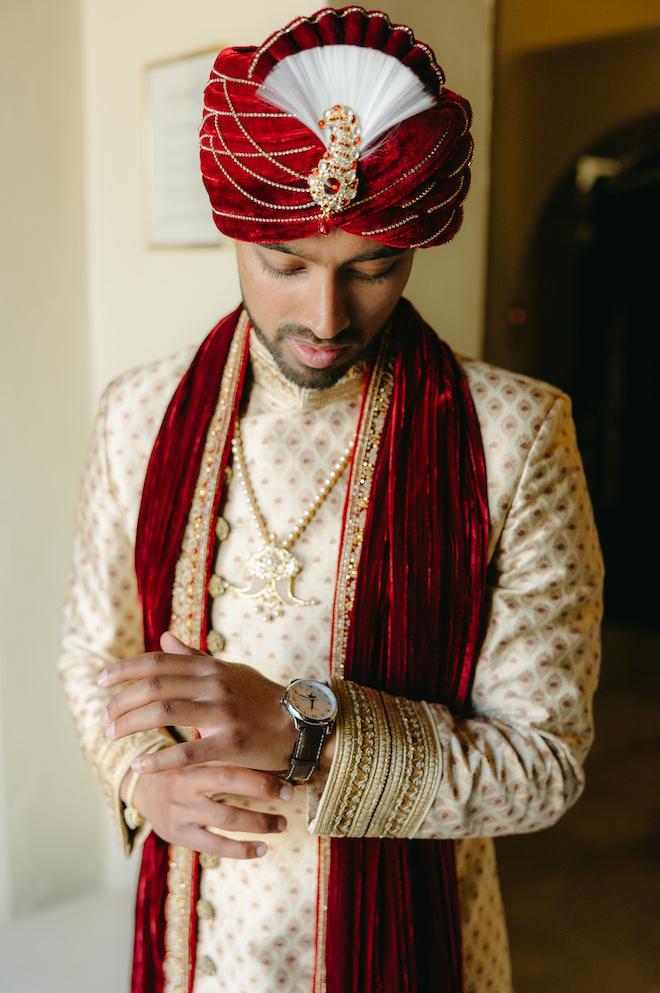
[182,764,294,804]
[161,631,205,656]
[179,824,270,860]
[129,734,248,773]
[98,651,216,689]
[198,799,286,836]
[104,699,225,740]
[102,672,222,725]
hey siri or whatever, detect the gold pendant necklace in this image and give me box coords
[222,418,354,621]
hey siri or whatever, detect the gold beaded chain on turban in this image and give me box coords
[199,6,474,248]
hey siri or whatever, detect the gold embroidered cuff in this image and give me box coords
[89,725,177,856]
[309,680,442,839]
[368,696,442,837]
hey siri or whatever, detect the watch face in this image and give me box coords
[289,680,337,723]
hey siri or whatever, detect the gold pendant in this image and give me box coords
[228,542,318,621]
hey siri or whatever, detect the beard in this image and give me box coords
[247,313,379,389]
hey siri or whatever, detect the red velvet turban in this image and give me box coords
[199,6,473,248]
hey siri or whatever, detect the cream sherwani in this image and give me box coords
[60,326,603,993]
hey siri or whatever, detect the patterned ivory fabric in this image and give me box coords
[60,326,603,993]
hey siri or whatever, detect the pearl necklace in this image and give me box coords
[224,418,354,621]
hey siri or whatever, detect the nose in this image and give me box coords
[298,272,350,340]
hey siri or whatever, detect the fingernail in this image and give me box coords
[105,722,116,738]
[131,757,144,773]
[255,844,268,857]
[279,783,294,802]
[97,670,109,686]
[276,816,287,832]
[100,708,109,725]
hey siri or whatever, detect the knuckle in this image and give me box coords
[256,774,280,799]
[147,675,162,693]
[217,806,239,829]
[222,725,247,754]
[157,699,177,720]
[214,767,231,793]
[149,750,168,773]
[181,742,197,764]
[209,676,226,699]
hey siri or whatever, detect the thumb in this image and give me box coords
[160,631,206,656]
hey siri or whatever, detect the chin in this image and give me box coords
[250,319,364,389]
[273,356,356,389]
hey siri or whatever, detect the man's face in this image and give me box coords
[235,229,415,388]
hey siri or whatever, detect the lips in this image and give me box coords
[286,338,346,369]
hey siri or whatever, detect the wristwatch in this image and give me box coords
[280,678,338,784]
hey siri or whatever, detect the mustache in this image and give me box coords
[275,324,363,347]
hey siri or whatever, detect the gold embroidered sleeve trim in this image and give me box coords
[89,725,177,856]
[309,679,442,839]
[370,694,442,838]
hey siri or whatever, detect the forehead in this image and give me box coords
[249,229,411,266]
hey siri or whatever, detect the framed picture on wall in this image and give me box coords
[147,50,223,247]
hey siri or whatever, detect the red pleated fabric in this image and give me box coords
[135,303,247,653]
[131,824,169,993]
[199,7,473,248]
[132,299,488,993]
[325,299,489,992]
[132,305,248,993]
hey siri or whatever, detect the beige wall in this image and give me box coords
[487,2,660,371]
[0,0,101,923]
[386,0,495,360]
[83,0,317,398]
[0,0,495,919]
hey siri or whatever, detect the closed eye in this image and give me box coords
[345,263,399,284]
[259,257,306,279]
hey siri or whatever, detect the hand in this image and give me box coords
[100,632,297,775]
[123,760,293,859]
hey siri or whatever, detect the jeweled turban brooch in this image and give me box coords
[309,105,361,220]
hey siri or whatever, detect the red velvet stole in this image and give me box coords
[132,305,248,993]
[326,300,489,992]
[132,300,488,993]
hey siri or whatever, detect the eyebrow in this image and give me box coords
[256,242,408,264]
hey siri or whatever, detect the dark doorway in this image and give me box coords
[513,112,660,629]
[492,112,660,993]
